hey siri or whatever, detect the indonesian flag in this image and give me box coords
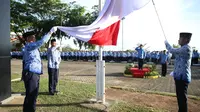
[57,0,150,46]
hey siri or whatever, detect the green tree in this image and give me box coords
[11,0,98,50]
[65,3,98,50]
[62,45,76,51]
[126,49,133,52]
[11,0,34,45]
[84,42,96,50]
[11,0,68,45]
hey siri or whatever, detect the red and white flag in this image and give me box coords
[57,0,150,46]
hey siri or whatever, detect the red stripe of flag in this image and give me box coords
[88,20,120,46]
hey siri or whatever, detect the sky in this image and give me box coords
[60,0,200,51]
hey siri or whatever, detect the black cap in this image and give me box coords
[180,32,192,39]
[51,39,56,43]
[23,31,36,40]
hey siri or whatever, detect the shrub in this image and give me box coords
[124,63,134,74]
[124,63,158,76]
[124,69,132,74]
[145,71,159,76]
[143,63,156,72]
[125,63,134,70]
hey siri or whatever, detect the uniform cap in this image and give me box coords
[180,32,192,39]
[23,31,36,40]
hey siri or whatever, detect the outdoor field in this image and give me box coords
[0,0,198,112]
[0,59,200,112]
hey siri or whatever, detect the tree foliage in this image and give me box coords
[11,0,97,50]
[65,3,98,50]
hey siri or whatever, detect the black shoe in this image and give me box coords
[49,92,54,95]
[54,90,59,93]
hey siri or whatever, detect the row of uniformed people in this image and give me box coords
[11,51,139,61]
[11,50,174,63]
[10,51,23,59]
[150,51,163,64]
[11,51,136,58]
[192,50,199,64]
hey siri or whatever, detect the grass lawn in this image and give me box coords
[110,102,166,112]
[11,73,21,80]
[4,77,166,112]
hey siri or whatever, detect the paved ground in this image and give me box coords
[11,59,200,96]
[106,88,200,112]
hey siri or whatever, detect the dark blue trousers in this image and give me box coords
[138,59,144,70]
[48,68,59,94]
[23,71,40,112]
[161,63,167,76]
[175,80,189,112]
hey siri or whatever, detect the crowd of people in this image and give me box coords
[11,49,199,65]
[192,50,199,65]
[11,50,167,63]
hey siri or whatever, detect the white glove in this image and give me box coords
[56,46,63,52]
[164,40,168,44]
[170,71,174,77]
[50,27,58,33]
[59,47,62,52]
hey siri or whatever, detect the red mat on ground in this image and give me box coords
[130,68,150,78]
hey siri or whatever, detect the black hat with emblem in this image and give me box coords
[23,31,36,40]
[180,32,192,39]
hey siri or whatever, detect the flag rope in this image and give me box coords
[152,0,167,40]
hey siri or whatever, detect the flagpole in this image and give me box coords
[60,8,63,50]
[152,0,167,40]
[121,17,125,51]
[99,0,103,61]
[96,0,105,104]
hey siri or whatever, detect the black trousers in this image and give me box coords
[138,59,144,70]
[191,58,195,65]
[21,61,25,81]
[161,63,167,76]
[23,71,40,112]
[155,59,159,64]
[48,68,59,94]
[175,80,189,112]
[195,58,198,64]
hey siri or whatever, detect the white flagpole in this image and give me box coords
[98,1,103,61]
[121,17,125,51]
[96,0,105,104]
